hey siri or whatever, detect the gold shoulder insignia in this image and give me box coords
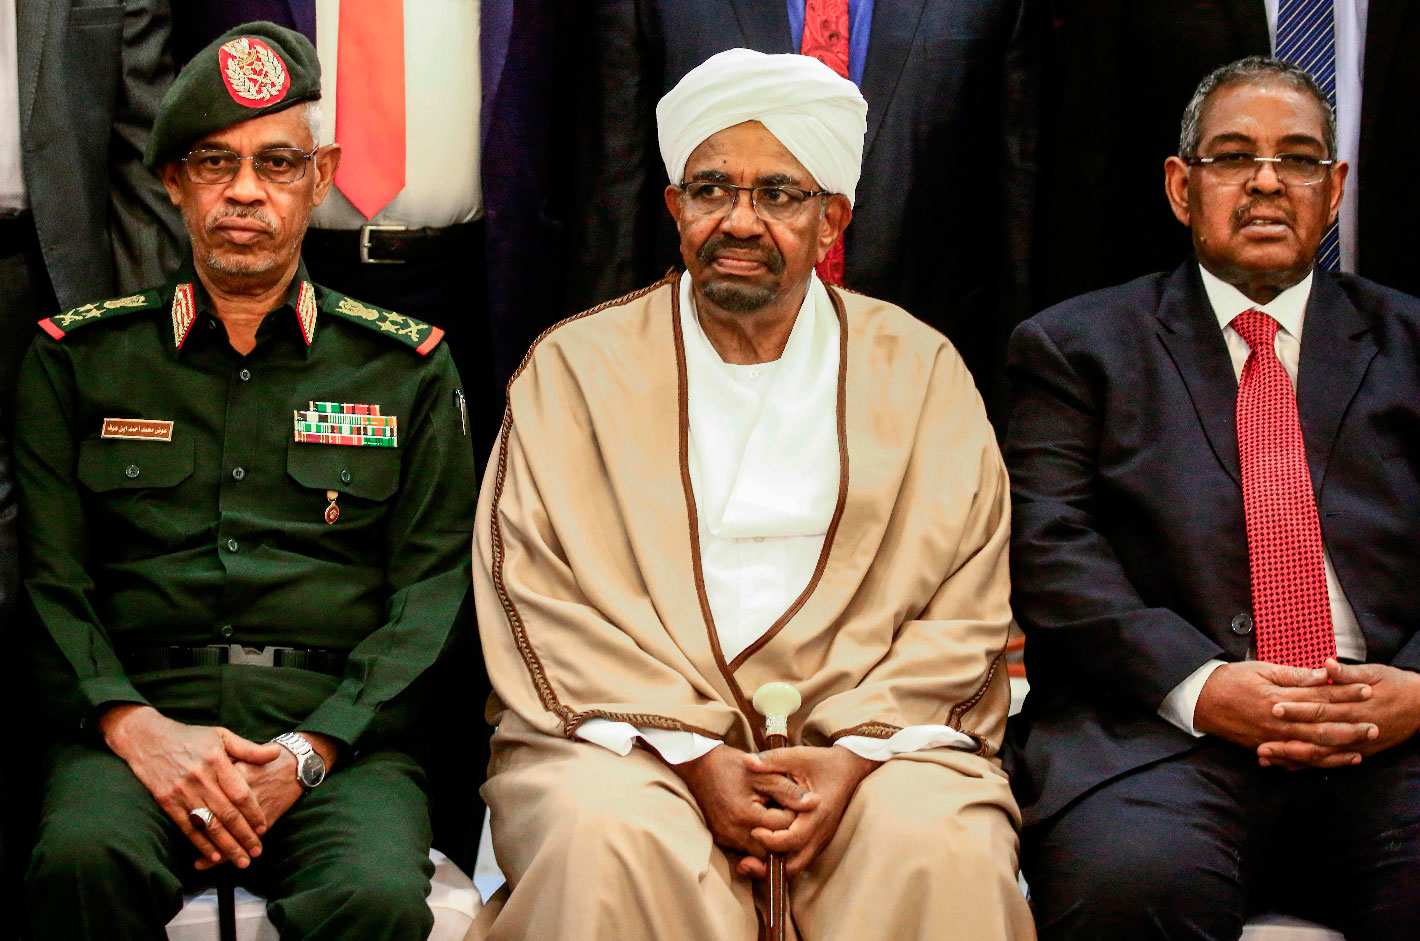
[322,290,445,356]
[38,290,162,340]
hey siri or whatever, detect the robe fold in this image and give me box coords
[474,274,1013,755]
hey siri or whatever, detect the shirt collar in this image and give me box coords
[171,258,319,356]
[1198,262,1312,343]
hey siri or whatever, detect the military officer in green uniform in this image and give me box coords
[15,22,477,940]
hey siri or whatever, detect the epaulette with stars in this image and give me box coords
[321,291,445,356]
[37,290,163,340]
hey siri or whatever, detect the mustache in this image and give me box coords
[207,206,277,234]
[696,235,786,274]
[1231,200,1295,227]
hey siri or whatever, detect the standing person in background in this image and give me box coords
[5,0,185,419]
[572,0,1040,423]
[1034,0,1420,308]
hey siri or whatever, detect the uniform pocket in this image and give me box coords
[78,436,195,492]
[286,442,401,501]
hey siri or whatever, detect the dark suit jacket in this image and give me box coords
[1003,261,1420,826]
[573,0,1040,421]
[17,0,185,308]
[1033,0,1420,308]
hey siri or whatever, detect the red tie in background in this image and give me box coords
[800,0,849,285]
[334,0,406,219]
[1232,310,1337,668]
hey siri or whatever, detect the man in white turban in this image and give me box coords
[470,49,1034,941]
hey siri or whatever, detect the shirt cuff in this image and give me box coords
[576,718,721,765]
[1158,659,1227,737]
[835,724,976,761]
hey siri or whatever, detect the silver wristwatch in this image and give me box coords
[271,732,327,789]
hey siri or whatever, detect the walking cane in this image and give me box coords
[753,682,802,941]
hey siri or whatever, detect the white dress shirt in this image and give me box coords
[312,0,481,229]
[0,0,25,211]
[1157,265,1367,735]
[1264,0,1368,273]
[577,274,976,763]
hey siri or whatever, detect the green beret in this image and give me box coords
[145,22,321,170]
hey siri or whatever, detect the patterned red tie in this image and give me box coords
[1232,310,1336,668]
[800,0,849,285]
[333,0,406,219]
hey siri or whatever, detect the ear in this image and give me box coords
[1325,159,1348,226]
[815,194,852,263]
[664,183,684,224]
[310,143,342,207]
[160,161,186,207]
[1163,156,1192,228]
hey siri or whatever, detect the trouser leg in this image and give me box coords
[1021,744,1263,941]
[24,742,190,941]
[472,712,755,941]
[794,749,1034,941]
[257,749,435,941]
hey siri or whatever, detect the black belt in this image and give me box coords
[0,210,38,257]
[121,644,348,677]
[303,219,482,265]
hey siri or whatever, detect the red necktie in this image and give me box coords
[334,0,406,219]
[800,0,849,285]
[1232,310,1336,668]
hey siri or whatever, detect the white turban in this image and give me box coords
[656,48,868,206]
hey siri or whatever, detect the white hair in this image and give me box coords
[302,100,324,147]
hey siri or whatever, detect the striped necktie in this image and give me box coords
[1276,0,1340,271]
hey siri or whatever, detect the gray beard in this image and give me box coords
[701,280,778,313]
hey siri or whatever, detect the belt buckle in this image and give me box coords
[359,223,407,264]
[226,644,277,667]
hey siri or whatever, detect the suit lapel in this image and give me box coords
[1296,275,1377,496]
[1155,263,1243,486]
[858,0,928,158]
[1219,0,1271,53]
[728,0,793,52]
[16,0,55,134]
[1360,0,1407,155]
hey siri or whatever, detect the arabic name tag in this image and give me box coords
[101,418,174,442]
[292,401,398,448]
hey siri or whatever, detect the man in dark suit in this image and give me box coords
[1034,0,1420,309]
[1006,57,1420,939]
[8,0,185,413]
[574,0,1038,421]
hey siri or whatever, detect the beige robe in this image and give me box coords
[471,276,1031,940]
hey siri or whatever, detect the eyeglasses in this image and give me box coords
[181,148,318,185]
[1187,152,1336,186]
[677,181,832,223]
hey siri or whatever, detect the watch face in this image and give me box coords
[297,752,327,788]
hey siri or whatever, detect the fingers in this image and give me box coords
[1275,720,1378,747]
[1257,739,1363,768]
[213,760,269,842]
[1271,696,1373,723]
[748,773,819,813]
[736,855,768,880]
[1325,658,1386,686]
[1264,665,1330,688]
[752,813,817,856]
[162,799,224,866]
[221,730,285,766]
[744,747,811,776]
[751,805,796,833]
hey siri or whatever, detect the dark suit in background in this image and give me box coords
[1005,262,1420,937]
[573,0,1040,421]
[8,0,184,412]
[1033,0,1420,309]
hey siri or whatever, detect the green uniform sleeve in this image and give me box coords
[298,345,479,750]
[15,340,150,718]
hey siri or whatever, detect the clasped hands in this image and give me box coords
[1194,658,1420,770]
[99,704,337,870]
[671,743,879,879]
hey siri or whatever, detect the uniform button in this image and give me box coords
[748,369,760,379]
[226,538,239,553]
[231,466,246,481]
[124,464,140,478]
[340,469,352,483]
[219,624,235,639]
[1231,613,1254,635]
[238,368,251,382]
[753,536,766,544]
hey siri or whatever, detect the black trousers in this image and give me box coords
[1022,738,1420,940]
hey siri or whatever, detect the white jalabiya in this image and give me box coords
[655,48,868,205]
[578,273,973,762]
